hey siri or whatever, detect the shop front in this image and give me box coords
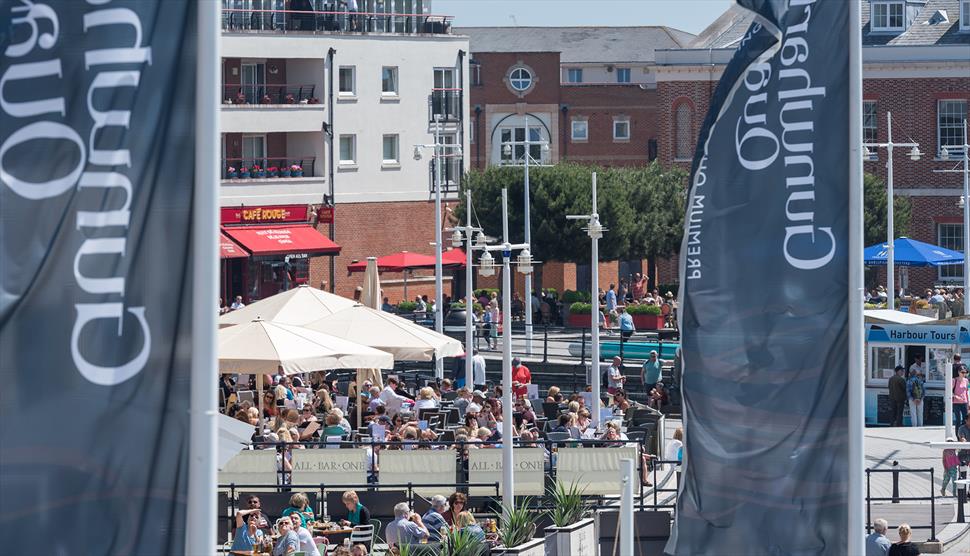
[865,320,970,426]
[220,204,340,302]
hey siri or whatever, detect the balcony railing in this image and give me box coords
[221,2,453,35]
[222,156,317,180]
[223,84,319,105]
[429,155,462,194]
[429,89,461,123]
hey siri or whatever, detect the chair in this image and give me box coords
[442,391,458,401]
[542,402,561,421]
[351,524,375,548]
[546,431,571,447]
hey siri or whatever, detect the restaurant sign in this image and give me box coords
[221,204,309,225]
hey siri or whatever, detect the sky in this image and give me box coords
[435,0,734,34]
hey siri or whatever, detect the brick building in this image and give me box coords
[654,0,970,290]
[217,1,469,304]
[457,26,695,293]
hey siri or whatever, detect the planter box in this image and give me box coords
[544,518,595,556]
[632,314,664,330]
[493,537,545,556]
[567,313,591,328]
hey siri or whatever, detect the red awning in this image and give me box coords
[347,250,464,273]
[224,225,341,257]
[220,231,249,259]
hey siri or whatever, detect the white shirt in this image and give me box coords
[295,526,320,556]
[231,300,245,310]
[380,385,409,415]
[472,354,487,385]
[664,438,683,466]
[414,398,438,410]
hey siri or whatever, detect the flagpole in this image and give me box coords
[186,0,220,553]
[848,0,866,553]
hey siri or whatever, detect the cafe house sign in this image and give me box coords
[221,204,309,225]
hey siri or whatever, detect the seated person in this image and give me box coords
[288,514,321,556]
[550,413,573,434]
[422,495,450,542]
[272,517,300,556]
[441,492,467,526]
[236,495,270,531]
[230,511,265,551]
[338,490,370,527]
[648,382,669,410]
[321,411,346,438]
[385,502,429,548]
[281,492,316,527]
[455,511,486,542]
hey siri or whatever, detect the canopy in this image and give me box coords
[219,284,356,328]
[220,232,248,259]
[218,319,394,375]
[441,247,467,267]
[223,224,341,256]
[347,250,462,273]
[863,237,964,267]
[305,304,463,361]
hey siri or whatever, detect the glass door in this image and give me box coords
[241,62,265,104]
[242,135,267,170]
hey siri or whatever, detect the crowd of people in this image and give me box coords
[865,286,966,320]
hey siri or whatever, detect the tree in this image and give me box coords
[458,162,687,264]
[864,172,911,248]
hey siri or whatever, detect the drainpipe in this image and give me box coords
[560,104,569,161]
[474,105,482,169]
[327,47,336,292]
[457,49,466,178]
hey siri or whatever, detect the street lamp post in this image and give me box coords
[449,191,483,390]
[504,117,549,355]
[477,188,533,509]
[567,172,605,427]
[414,116,462,379]
[941,120,970,315]
[863,112,922,309]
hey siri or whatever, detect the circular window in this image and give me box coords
[509,68,533,92]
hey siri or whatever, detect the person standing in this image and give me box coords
[607,356,626,396]
[953,365,969,427]
[605,283,618,315]
[511,357,531,398]
[888,365,908,427]
[472,351,487,391]
[906,369,925,427]
[642,351,664,391]
[619,307,635,339]
[865,518,891,556]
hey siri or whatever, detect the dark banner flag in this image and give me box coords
[0,1,196,553]
[668,0,849,554]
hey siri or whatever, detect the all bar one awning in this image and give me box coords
[224,225,341,257]
[220,231,249,259]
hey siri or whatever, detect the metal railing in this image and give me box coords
[429,89,461,122]
[223,84,318,105]
[428,155,462,195]
[222,156,317,179]
[865,466,939,542]
[221,2,453,35]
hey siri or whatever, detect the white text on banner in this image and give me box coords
[556,447,639,495]
[468,448,546,496]
[379,450,457,496]
[292,449,369,490]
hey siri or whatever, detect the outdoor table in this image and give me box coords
[312,524,353,545]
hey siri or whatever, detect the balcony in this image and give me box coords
[220,155,326,207]
[221,1,453,35]
[224,84,318,105]
[429,89,461,123]
[428,155,462,196]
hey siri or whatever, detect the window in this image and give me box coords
[863,101,878,158]
[938,100,967,156]
[382,134,399,164]
[962,1,970,31]
[674,103,693,160]
[434,67,455,90]
[470,61,482,86]
[338,66,355,96]
[616,68,631,83]
[567,68,583,83]
[339,134,356,164]
[241,134,266,168]
[381,66,398,95]
[939,223,964,280]
[500,126,543,164]
[240,62,265,103]
[613,118,630,141]
[871,1,904,31]
[571,119,588,142]
[469,120,475,144]
[440,133,460,185]
[508,67,532,92]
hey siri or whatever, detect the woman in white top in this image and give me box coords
[664,427,684,470]
[414,387,438,410]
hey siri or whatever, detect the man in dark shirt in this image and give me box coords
[888,365,907,427]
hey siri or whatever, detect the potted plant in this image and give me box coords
[252,165,265,178]
[261,94,272,104]
[913,298,937,318]
[543,481,593,556]
[493,498,543,556]
[226,166,238,179]
[567,302,594,328]
[235,91,247,104]
[627,304,664,330]
[239,166,251,179]
[279,165,291,178]
[290,164,303,177]
[442,527,488,556]
[308,97,320,104]
[285,93,297,104]
[397,300,418,313]
[267,166,279,178]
